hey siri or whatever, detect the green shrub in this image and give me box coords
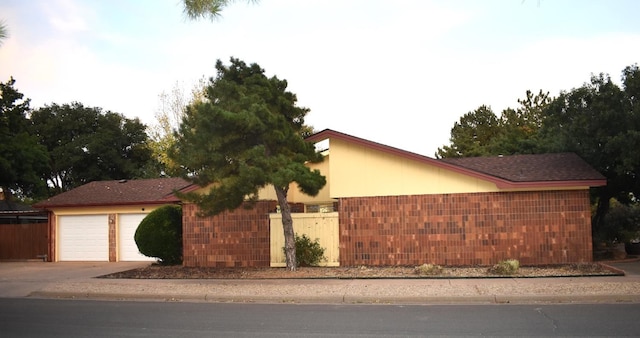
[134,205,183,265]
[597,201,640,244]
[285,233,326,267]
[488,259,520,275]
[414,263,443,276]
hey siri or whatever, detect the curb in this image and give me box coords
[28,290,640,305]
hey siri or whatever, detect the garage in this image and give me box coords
[58,215,109,261]
[118,214,156,261]
[34,177,192,262]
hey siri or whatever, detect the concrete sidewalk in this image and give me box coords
[1,261,639,305]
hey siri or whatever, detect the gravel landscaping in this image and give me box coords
[100,262,622,279]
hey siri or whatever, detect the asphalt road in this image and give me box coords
[1,299,640,337]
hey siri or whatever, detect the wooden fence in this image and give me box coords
[0,223,49,261]
[269,212,339,267]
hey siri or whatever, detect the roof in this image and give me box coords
[440,153,606,183]
[0,199,36,212]
[33,177,193,208]
[306,129,607,189]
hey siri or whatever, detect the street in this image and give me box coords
[1,299,639,337]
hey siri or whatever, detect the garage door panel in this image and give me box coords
[119,214,156,261]
[58,215,109,261]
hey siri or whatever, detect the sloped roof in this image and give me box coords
[306,129,606,189]
[0,199,35,212]
[34,177,193,208]
[440,153,606,183]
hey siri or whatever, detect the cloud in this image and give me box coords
[40,0,91,33]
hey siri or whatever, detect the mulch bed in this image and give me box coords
[99,263,623,279]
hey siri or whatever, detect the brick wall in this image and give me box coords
[182,201,276,267]
[339,190,593,266]
[108,214,116,262]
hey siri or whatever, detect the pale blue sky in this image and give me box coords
[1,0,639,156]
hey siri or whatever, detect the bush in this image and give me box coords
[134,205,183,265]
[285,233,326,267]
[488,259,520,275]
[414,263,443,276]
[597,201,640,244]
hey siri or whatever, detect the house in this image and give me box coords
[182,129,607,267]
[33,177,192,262]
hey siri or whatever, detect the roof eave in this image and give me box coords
[33,200,181,210]
[495,179,607,189]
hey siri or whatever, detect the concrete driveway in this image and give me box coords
[606,259,640,276]
[0,261,151,298]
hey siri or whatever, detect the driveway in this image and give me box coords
[0,261,150,298]
[606,259,640,276]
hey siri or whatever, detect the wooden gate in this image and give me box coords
[0,223,49,261]
[270,212,339,267]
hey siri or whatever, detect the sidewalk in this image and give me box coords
[29,274,640,304]
[2,261,640,305]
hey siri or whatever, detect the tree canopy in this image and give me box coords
[436,90,550,158]
[148,79,207,176]
[0,20,8,46]
[437,64,640,243]
[540,65,640,236]
[182,0,257,21]
[170,57,325,270]
[0,78,48,199]
[31,102,159,195]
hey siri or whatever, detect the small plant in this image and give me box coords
[488,259,520,275]
[284,233,326,267]
[134,205,183,265]
[414,263,443,276]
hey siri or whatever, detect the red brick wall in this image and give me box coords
[182,201,276,267]
[339,190,593,266]
[108,214,117,262]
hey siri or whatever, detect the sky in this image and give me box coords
[1,0,639,157]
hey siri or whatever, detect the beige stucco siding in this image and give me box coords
[327,138,499,197]
[47,205,163,216]
[256,156,332,204]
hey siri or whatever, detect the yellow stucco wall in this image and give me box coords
[185,136,593,206]
[47,204,164,216]
[258,137,499,203]
[255,157,332,205]
[326,138,500,198]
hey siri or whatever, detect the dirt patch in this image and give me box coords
[99,263,622,279]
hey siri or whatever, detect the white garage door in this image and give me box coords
[58,215,109,261]
[119,214,156,261]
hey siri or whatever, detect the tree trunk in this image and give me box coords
[591,188,611,240]
[274,185,297,271]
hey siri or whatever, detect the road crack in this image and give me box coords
[535,307,558,332]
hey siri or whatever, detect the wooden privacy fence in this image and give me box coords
[0,223,49,261]
[270,212,339,267]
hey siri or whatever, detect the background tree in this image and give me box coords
[170,58,326,270]
[31,102,159,195]
[0,20,8,46]
[182,0,257,21]
[540,66,640,238]
[436,90,550,158]
[436,105,500,158]
[0,78,48,200]
[147,79,206,176]
[489,90,550,155]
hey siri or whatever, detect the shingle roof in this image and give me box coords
[306,129,607,189]
[34,177,193,208]
[440,153,607,183]
[0,199,35,212]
